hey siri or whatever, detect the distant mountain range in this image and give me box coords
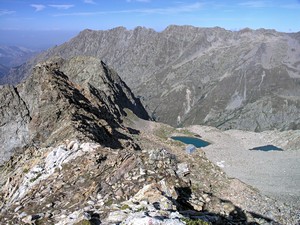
[0,28,299,224]
[0,45,37,68]
[2,25,300,131]
[0,63,9,78]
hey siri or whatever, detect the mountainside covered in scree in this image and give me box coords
[0,56,299,224]
[3,25,300,131]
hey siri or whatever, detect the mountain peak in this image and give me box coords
[0,26,299,225]
[2,25,300,131]
[0,56,149,165]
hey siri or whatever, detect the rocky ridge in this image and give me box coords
[1,128,299,224]
[0,57,299,224]
[4,26,300,131]
[0,56,149,166]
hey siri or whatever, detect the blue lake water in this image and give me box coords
[171,136,210,148]
[250,145,283,152]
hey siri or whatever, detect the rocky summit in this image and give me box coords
[0,56,299,224]
[0,56,149,165]
[4,26,300,131]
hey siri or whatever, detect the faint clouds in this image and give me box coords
[239,1,300,9]
[53,2,204,17]
[30,4,75,12]
[238,1,269,8]
[30,4,46,12]
[84,0,96,4]
[140,2,204,14]
[49,5,74,10]
[127,0,151,2]
[280,4,300,9]
[0,9,16,16]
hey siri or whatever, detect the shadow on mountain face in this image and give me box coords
[5,59,146,152]
[173,187,275,225]
[72,113,122,149]
[114,82,150,121]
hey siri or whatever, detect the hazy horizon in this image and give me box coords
[1,24,300,51]
[1,0,300,50]
[0,30,79,50]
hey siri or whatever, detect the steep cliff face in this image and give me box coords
[0,85,30,165]
[0,56,149,166]
[5,26,300,131]
[59,56,149,121]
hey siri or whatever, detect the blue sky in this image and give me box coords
[0,0,300,48]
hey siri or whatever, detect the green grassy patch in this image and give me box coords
[182,218,211,225]
[154,125,175,140]
[23,167,29,173]
[29,173,42,183]
[104,199,113,206]
[120,204,130,210]
[74,219,90,225]
[177,128,196,136]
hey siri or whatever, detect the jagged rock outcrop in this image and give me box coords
[59,56,149,121]
[4,26,300,131]
[0,56,149,166]
[0,85,30,165]
[0,125,298,224]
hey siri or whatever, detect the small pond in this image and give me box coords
[249,145,283,152]
[171,136,210,148]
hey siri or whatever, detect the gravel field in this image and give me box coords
[188,125,300,209]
